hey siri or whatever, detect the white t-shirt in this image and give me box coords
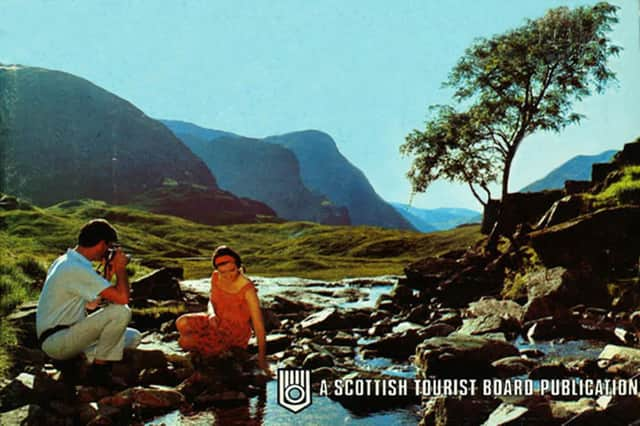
[36,249,112,337]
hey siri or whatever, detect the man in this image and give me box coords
[36,219,141,384]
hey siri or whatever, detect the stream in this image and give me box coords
[144,275,610,425]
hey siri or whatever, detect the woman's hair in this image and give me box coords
[211,245,243,270]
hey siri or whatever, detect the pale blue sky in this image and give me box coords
[2,0,638,210]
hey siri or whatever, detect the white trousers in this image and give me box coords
[42,304,141,362]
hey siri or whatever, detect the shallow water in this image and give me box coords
[513,335,604,360]
[147,381,420,426]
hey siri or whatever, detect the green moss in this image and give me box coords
[593,165,640,205]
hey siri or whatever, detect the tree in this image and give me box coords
[401,2,620,213]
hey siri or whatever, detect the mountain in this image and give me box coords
[264,130,415,230]
[159,119,239,142]
[519,150,618,192]
[0,64,275,224]
[161,123,350,225]
[391,203,482,232]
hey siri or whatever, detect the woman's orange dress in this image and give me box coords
[178,277,255,356]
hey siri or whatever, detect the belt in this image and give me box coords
[38,324,71,347]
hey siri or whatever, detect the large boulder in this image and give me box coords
[131,267,184,301]
[536,195,590,229]
[415,335,519,379]
[529,206,640,273]
[421,395,500,426]
[482,191,564,235]
[299,308,346,331]
[521,266,607,322]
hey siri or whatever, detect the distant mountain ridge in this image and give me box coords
[162,123,350,225]
[264,131,414,230]
[391,203,481,232]
[162,120,414,230]
[0,65,275,225]
[520,150,617,192]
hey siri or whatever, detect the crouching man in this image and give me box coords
[36,219,141,385]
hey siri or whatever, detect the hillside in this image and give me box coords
[0,194,483,281]
[264,130,415,230]
[520,150,617,192]
[162,124,350,225]
[0,65,273,224]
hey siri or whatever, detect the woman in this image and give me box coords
[176,246,271,375]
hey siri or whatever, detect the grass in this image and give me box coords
[0,194,484,377]
[591,165,640,206]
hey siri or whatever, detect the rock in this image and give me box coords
[482,403,529,425]
[630,311,640,331]
[77,402,100,424]
[131,267,183,301]
[138,368,179,386]
[422,395,500,426]
[528,363,571,379]
[482,191,564,235]
[32,371,67,401]
[390,284,416,305]
[0,372,35,411]
[519,349,545,359]
[491,357,539,378]
[522,266,605,322]
[536,195,589,229]
[598,344,640,375]
[248,333,292,354]
[467,298,524,324]
[529,206,640,273]
[422,322,456,338]
[0,405,31,425]
[524,317,582,341]
[311,367,339,381]
[458,315,519,337]
[324,345,355,358]
[300,308,345,331]
[415,335,519,379]
[77,386,112,403]
[405,304,431,324]
[123,348,168,371]
[376,299,398,313]
[363,329,424,358]
[392,321,424,334]
[598,344,640,364]
[99,387,185,411]
[329,331,358,346]
[437,311,463,328]
[269,295,315,315]
[302,353,334,369]
[6,302,38,347]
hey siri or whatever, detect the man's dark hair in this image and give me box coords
[211,245,242,269]
[78,219,118,247]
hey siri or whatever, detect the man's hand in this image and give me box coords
[110,248,129,276]
[85,297,102,310]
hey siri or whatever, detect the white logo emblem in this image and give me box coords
[277,369,312,413]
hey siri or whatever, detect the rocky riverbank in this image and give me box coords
[2,259,640,425]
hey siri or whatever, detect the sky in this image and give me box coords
[1,0,638,211]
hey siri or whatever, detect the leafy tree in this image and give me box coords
[401,2,620,212]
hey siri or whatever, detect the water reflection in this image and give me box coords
[148,381,420,425]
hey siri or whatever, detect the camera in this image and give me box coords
[104,245,131,265]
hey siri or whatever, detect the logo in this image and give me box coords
[277,368,312,413]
